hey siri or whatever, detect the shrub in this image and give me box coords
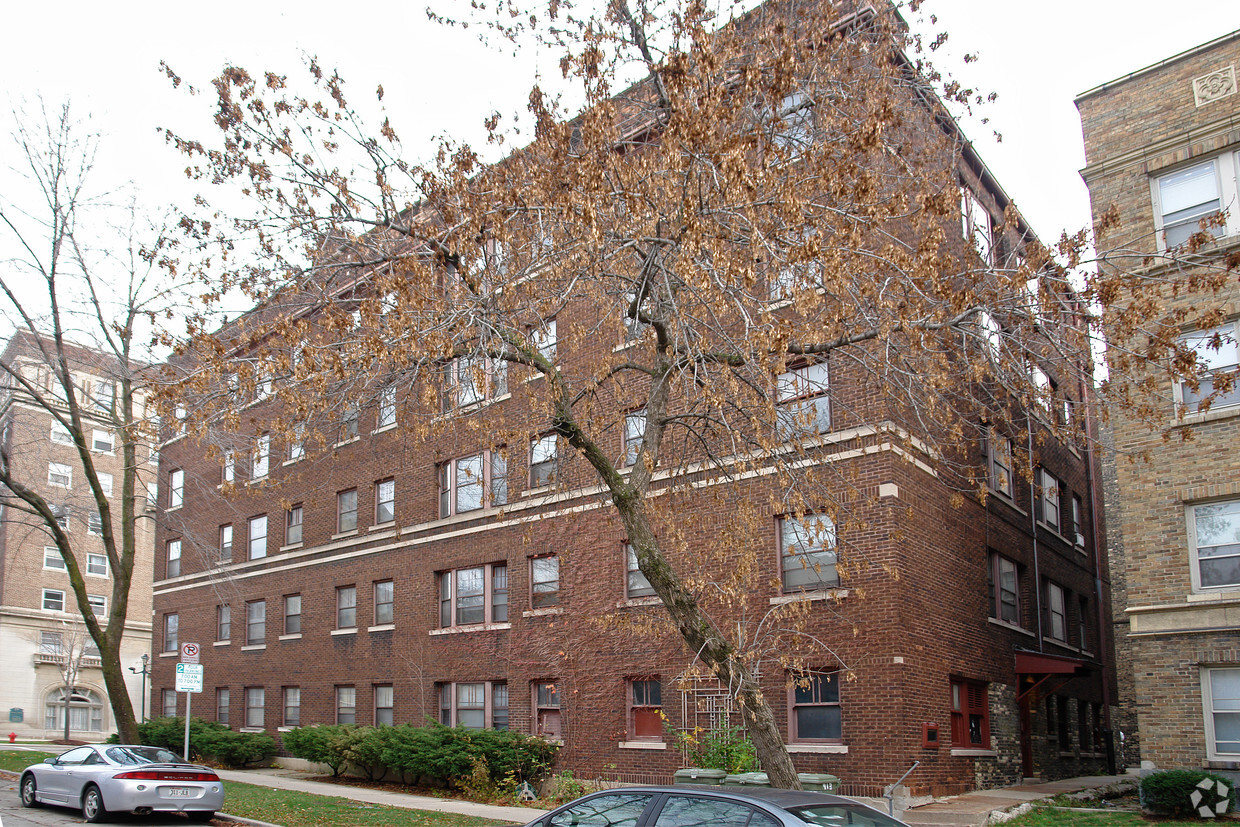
[543,771,602,805]
[339,726,391,781]
[281,725,354,777]
[132,717,229,760]
[667,723,758,773]
[1141,769,1236,818]
[196,729,277,768]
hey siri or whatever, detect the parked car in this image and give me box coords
[517,785,909,827]
[19,744,225,823]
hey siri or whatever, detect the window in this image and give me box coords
[48,462,72,488]
[1047,582,1067,642]
[1177,322,1240,412]
[88,512,103,536]
[337,489,358,533]
[779,513,838,592]
[771,229,824,301]
[438,563,508,628]
[340,407,359,441]
[438,450,507,516]
[54,506,70,531]
[777,361,830,438]
[217,688,230,726]
[773,90,814,154]
[375,685,394,726]
[1203,667,1240,759]
[625,543,656,599]
[655,797,781,827]
[1155,159,1226,248]
[85,552,106,576]
[961,187,993,265]
[166,539,182,578]
[1072,495,1086,548]
[40,631,63,654]
[256,369,273,401]
[337,585,357,629]
[530,435,558,487]
[87,594,106,616]
[278,505,300,546]
[248,515,268,559]
[223,450,235,483]
[375,479,395,524]
[623,288,650,342]
[988,553,1020,625]
[163,690,178,719]
[97,472,113,497]
[1189,498,1240,591]
[43,547,65,571]
[622,410,646,467]
[1077,595,1090,651]
[1037,469,1061,531]
[533,318,557,362]
[531,555,560,608]
[283,594,301,635]
[378,384,397,428]
[1056,695,1071,750]
[50,422,74,445]
[246,600,266,645]
[217,605,231,641]
[283,687,300,727]
[789,672,842,742]
[336,686,357,724]
[438,681,508,730]
[288,425,305,462]
[252,435,270,479]
[374,580,394,625]
[950,678,990,748]
[92,429,113,453]
[163,612,179,652]
[168,469,183,507]
[987,432,1013,498]
[548,794,653,827]
[1031,365,1053,413]
[245,687,264,728]
[219,524,233,561]
[977,311,1002,361]
[43,588,66,612]
[441,356,507,412]
[628,679,662,741]
[534,681,562,739]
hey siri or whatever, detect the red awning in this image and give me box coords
[1014,650,1087,675]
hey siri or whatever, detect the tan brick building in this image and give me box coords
[0,333,155,739]
[1078,30,1240,773]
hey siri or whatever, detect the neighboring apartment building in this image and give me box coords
[0,332,155,740]
[1078,31,1240,773]
[149,7,1115,794]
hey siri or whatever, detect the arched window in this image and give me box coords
[44,687,105,732]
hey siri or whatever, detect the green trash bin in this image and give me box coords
[797,773,840,792]
[724,772,771,787]
[674,768,727,786]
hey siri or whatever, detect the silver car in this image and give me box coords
[19,744,225,823]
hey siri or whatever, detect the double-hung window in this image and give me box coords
[219,525,233,561]
[988,553,1020,626]
[533,318,557,363]
[283,687,300,727]
[288,425,305,462]
[97,473,113,497]
[777,361,830,438]
[43,547,65,570]
[534,681,562,739]
[377,384,397,428]
[789,672,842,742]
[166,539,182,578]
[92,429,113,453]
[336,585,357,629]
[1037,469,1061,532]
[43,588,66,612]
[252,435,270,479]
[217,604,231,641]
[1046,582,1067,642]
[336,686,356,724]
[627,679,662,741]
[168,469,183,507]
[374,580,394,625]
[285,506,302,545]
[337,489,358,533]
[438,563,508,628]
[529,435,558,488]
[375,479,395,524]
[223,450,235,483]
[438,681,508,730]
[1189,498,1240,591]
[988,432,1013,499]
[1202,667,1240,760]
[441,356,507,412]
[950,678,990,749]
[622,410,646,467]
[48,462,72,488]
[246,600,266,645]
[779,513,838,592]
[245,687,264,728]
[217,688,230,726]
[530,555,560,608]
[163,613,179,652]
[439,450,506,517]
[374,685,394,725]
[1177,322,1240,413]
[248,515,268,559]
[961,187,993,266]
[1154,159,1228,249]
[283,594,301,635]
[87,594,106,616]
[625,543,656,599]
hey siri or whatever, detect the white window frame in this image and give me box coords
[1038,469,1061,532]
[43,588,66,612]
[1201,666,1240,760]
[48,462,72,489]
[167,539,182,578]
[1150,155,1240,252]
[50,422,74,446]
[961,187,993,266]
[88,511,103,536]
[439,450,507,517]
[779,513,838,593]
[1188,498,1240,593]
[91,429,114,453]
[43,547,66,571]
[377,384,397,428]
[1176,321,1240,414]
[97,472,113,498]
[223,450,235,483]
[622,410,646,467]
[252,435,270,480]
[375,479,395,524]
[288,425,305,462]
[988,432,1013,499]
[86,552,107,577]
[441,356,508,412]
[777,361,830,438]
[248,514,268,560]
[168,469,183,508]
[87,594,106,616]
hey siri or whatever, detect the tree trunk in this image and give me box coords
[99,639,140,743]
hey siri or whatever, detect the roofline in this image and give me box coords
[1075,28,1240,104]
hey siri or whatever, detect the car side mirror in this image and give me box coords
[43,757,57,764]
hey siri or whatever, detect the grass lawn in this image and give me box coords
[0,749,56,772]
[1005,804,1222,827]
[222,781,518,827]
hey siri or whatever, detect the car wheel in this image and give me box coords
[19,774,40,808]
[82,784,110,823]
[187,811,216,822]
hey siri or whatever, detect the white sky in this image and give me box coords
[2,0,1239,279]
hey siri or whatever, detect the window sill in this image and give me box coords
[334,436,360,449]
[618,596,662,608]
[241,644,267,652]
[165,504,182,513]
[282,456,304,467]
[369,522,396,532]
[950,749,998,757]
[277,726,296,733]
[331,530,359,540]
[435,393,513,421]
[331,628,357,637]
[523,607,564,618]
[1187,589,1240,603]
[159,651,178,658]
[618,741,666,750]
[524,483,555,497]
[372,423,397,435]
[279,633,302,641]
[213,640,230,647]
[787,744,848,754]
[429,622,512,636]
[240,727,265,733]
[1176,402,1240,427]
[770,589,848,605]
[279,542,304,552]
[368,624,395,633]
[987,617,1036,638]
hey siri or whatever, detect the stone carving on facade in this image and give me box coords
[1193,65,1236,106]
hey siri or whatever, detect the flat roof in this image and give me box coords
[1075,28,1240,104]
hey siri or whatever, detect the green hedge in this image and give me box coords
[118,717,276,768]
[1140,769,1236,818]
[281,723,558,787]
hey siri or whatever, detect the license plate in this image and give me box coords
[164,787,194,797]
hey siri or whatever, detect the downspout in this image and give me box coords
[1082,364,1116,747]
[1027,417,1045,651]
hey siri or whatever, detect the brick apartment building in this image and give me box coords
[1078,31,1240,774]
[0,332,155,739]
[149,3,1116,794]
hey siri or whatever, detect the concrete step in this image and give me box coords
[900,812,990,827]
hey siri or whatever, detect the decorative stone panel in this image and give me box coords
[1194,66,1236,107]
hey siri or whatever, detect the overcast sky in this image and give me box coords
[3,1,1240,276]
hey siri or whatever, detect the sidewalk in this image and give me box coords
[215,767,544,824]
[899,774,1136,827]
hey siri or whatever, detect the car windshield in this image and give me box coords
[790,805,906,827]
[105,746,185,765]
